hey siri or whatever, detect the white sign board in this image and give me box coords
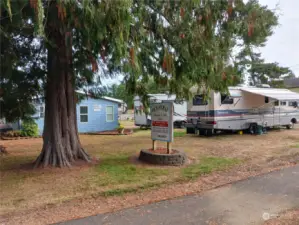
[93,104,102,112]
[150,102,173,142]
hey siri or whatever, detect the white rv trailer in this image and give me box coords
[134,94,187,128]
[186,86,299,135]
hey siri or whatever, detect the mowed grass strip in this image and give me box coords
[173,130,186,137]
[94,155,169,186]
[182,157,240,180]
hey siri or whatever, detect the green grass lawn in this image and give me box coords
[182,157,240,180]
[173,130,186,137]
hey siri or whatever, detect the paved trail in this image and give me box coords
[59,165,299,225]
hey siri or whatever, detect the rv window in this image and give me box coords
[289,101,297,107]
[193,95,207,106]
[174,99,184,104]
[265,97,269,103]
[274,101,279,106]
[221,95,233,104]
[280,101,287,106]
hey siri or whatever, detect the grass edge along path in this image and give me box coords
[98,156,241,197]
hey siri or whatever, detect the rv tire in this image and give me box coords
[198,129,205,136]
[206,129,213,137]
[286,119,296,129]
[140,125,148,130]
[186,127,195,134]
[180,121,186,128]
[249,123,258,134]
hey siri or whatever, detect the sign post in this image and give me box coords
[150,101,174,154]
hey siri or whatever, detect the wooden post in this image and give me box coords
[167,142,172,154]
[152,140,157,151]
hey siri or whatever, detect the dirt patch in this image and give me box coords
[87,129,133,135]
[263,209,299,225]
[0,145,8,155]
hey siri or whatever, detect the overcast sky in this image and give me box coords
[102,0,299,85]
[257,0,299,76]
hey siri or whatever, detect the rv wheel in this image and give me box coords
[186,127,195,134]
[249,123,258,134]
[286,123,294,129]
[140,125,147,130]
[287,119,297,129]
[206,129,214,137]
[180,121,186,128]
[198,129,206,136]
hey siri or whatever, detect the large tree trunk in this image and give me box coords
[35,3,90,167]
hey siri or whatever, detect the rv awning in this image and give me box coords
[241,88,299,101]
[229,89,242,98]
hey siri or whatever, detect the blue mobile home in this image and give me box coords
[34,96,119,135]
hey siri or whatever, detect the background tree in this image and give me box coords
[1,0,132,167]
[236,49,295,87]
[249,61,295,87]
[1,0,278,167]
[233,0,295,87]
[105,78,169,109]
[0,1,44,122]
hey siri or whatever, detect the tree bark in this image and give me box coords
[34,2,90,167]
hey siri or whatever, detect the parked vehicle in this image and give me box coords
[134,94,187,129]
[186,86,299,136]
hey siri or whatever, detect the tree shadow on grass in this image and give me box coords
[0,154,100,172]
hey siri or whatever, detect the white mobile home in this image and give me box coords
[134,94,187,128]
[186,86,299,135]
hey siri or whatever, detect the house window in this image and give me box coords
[106,106,114,122]
[274,101,279,106]
[265,97,269,103]
[193,95,208,106]
[39,106,45,118]
[221,94,234,104]
[80,106,88,122]
[280,101,287,106]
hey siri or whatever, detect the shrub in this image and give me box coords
[13,130,22,137]
[117,122,125,133]
[3,130,22,137]
[4,131,15,137]
[21,120,39,137]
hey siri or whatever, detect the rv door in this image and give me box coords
[272,100,281,125]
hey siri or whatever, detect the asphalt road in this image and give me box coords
[58,165,299,225]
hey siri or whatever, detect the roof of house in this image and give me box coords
[284,78,299,88]
[101,96,124,104]
[75,90,124,104]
